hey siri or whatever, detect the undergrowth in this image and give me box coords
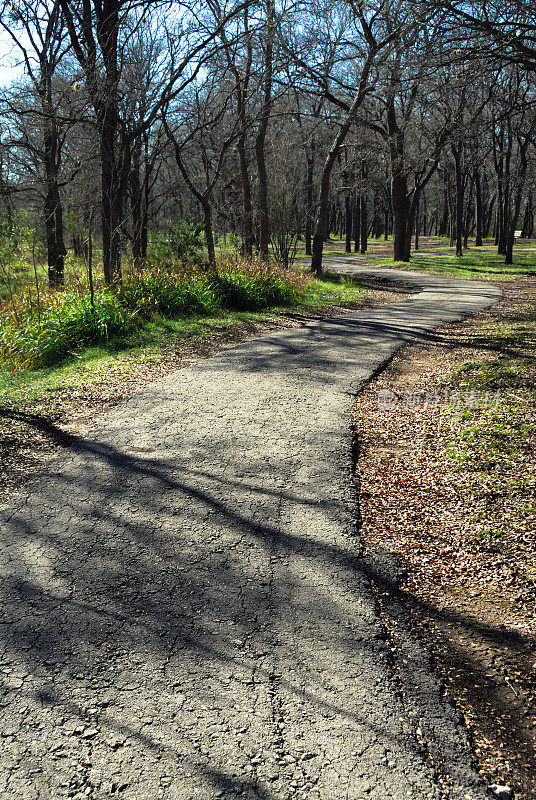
[0,260,309,370]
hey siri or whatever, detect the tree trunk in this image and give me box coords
[439,188,449,236]
[403,198,418,262]
[391,172,409,261]
[311,178,331,274]
[238,136,254,258]
[100,113,124,283]
[43,95,66,288]
[228,7,254,259]
[310,53,374,274]
[345,194,352,253]
[305,153,314,256]
[386,99,412,262]
[140,133,150,261]
[505,135,529,265]
[474,170,483,246]
[360,193,367,254]
[452,143,464,257]
[353,193,361,252]
[255,0,274,260]
[521,193,533,238]
[202,200,216,266]
[483,194,495,238]
[463,173,474,248]
[44,184,66,289]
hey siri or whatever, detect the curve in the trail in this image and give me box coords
[0,264,500,800]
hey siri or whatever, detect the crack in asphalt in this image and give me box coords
[0,262,500,800]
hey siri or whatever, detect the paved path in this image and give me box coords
[0,263,500,800]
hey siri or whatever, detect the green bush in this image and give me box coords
[118,267,217,316]
[0,290,135,369]
[210,261,306,311]
[0,259,308,370]
[147,221,205,267]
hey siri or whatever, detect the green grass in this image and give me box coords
[0,261,309,371]
[299,272,372,307]
[436,290,536,556]
[376,243,536,281]
[440,298,536,499]
[0,271,370,410]
[0,252,109,305]
[0,257,47,301]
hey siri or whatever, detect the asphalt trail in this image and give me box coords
[0,263,500,800]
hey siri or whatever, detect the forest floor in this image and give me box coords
[353,276,536,800]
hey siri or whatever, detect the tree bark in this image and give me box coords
[40,59,66,288]
[353,193,361,252]
[360,193,367,254]
[345,194,352,253]
[452,142,464,257]
[44,183,66,289]
[255,0,274,260]
[238,137,254,258]
[391,172,409,261]
[305,153,314,256]
[474,169,483,246]
[202,200,216,266]
[100,113,125,283]
[521,193,533,238]
[505,133,530,264]
[386,98,412,262]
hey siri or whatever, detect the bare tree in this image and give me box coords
[162,80,241,265]
[59,0,249,282]
[0,0,79,287]
[289,0,403,274]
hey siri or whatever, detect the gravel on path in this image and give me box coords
[0,261,500,800]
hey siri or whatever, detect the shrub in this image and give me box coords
[147,221,205,267]
[0,259,309,370]
[118,267,217,316]
[0,290,135,369]
[210,260,307,311]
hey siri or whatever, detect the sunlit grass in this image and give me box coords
[376,244,536,280]
[0,270,370,408]
[441,299,536,488]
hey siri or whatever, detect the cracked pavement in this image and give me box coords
[0,263,501,800]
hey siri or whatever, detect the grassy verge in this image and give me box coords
[441,290,536,556]
[376,243,536,280]
[0,271,370,400]
[0,270,375,500]
[0,261,311,371]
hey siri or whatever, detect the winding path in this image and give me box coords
[0,263,500,800]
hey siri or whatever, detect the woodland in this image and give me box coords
[1,0,535,281]
[1,8,536,793]
[0,0,535,371]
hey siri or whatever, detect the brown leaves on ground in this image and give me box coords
[355,278,536,800]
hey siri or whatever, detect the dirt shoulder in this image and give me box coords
[354,278,536,800]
